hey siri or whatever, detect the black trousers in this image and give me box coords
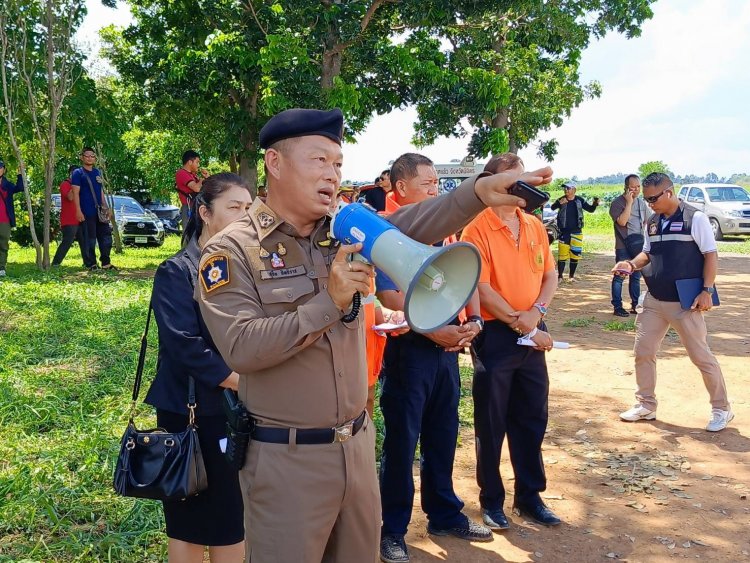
[379,333,465,535]
[80,216,112,267]
[472,320,549,511]
[52,224,85,266]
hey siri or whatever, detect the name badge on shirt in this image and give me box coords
[648,223,658,235]
[259,265,307,280]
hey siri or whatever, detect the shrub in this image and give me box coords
[11,193,60,247]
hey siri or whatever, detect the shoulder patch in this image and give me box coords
[200,253,231,293]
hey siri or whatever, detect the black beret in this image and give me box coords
[259,108,344,149]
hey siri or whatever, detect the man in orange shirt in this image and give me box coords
[377,153,491,563]
[461,153,560,531]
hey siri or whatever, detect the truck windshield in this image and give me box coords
[705,187,750,202]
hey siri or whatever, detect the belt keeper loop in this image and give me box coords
[289,428,297,452]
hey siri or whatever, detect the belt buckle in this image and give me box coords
[334,421,354,442]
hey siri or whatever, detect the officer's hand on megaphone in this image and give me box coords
[329,243,375,311]
[475,166,554,208]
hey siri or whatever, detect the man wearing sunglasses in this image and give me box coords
[362,169,392,212]
[613,172,732,432]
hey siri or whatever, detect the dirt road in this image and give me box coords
[403,252,750,562]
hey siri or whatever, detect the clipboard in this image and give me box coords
[675,278,720,310]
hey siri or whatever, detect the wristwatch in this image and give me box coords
[702,286,715,295]
[466,315,484,331]
[533,302,548,318]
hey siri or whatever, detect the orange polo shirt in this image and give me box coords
[461,207,554,320]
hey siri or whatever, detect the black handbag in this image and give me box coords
[113,305,208,501]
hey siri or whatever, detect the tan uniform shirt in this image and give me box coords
[196,175,487,429]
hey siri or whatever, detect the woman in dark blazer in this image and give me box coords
[146,173,252,563]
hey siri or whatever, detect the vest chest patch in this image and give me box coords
[669,221,684,231]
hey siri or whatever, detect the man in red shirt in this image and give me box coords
[52,165,85,266]
[175,150,209,232]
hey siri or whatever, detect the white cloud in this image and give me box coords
[516,0,750,178]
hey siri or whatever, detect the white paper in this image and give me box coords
[517,336,571,349]
[372,321,409,331]
[219,437,227,453]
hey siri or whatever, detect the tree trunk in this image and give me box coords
[238,85,260,195]
[229,152,238,174]
[490,32,514,154]
[20,169,43,269]
[321,22,343,91]
[43,148,54,270]
[95,143,122,252]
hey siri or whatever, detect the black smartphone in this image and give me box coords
[508,181,550,212]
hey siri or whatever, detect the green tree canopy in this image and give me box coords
[638,160,674,179]
[401,0,655,159]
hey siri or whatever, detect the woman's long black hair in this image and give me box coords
[182,172,251,244]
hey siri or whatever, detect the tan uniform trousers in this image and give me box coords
[240,415,380,563]
[633,293,729,411]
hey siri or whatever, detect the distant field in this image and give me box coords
[544,184,750,255]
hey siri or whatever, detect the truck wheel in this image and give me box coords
[709,218,723,241]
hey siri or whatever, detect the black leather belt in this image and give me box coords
[251,411,367,445]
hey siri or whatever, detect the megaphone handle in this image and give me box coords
[341,291,361,323]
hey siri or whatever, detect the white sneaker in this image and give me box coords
[619,404,656,422]
[706,408,734,432]
[0,269,5,277]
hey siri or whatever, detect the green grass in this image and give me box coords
[563,317,597,328]
[603,319,637,332]
[0,207,746,561]
[545,185,750,255]
[0,237,182,562]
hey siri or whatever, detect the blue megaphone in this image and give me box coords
[331,202,481,333]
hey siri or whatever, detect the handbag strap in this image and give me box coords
[83,172,100,207]
[130,303,197,423]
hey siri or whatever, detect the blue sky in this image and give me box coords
[80,0,750,182]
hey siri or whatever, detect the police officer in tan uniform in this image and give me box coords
[195,107,553,563]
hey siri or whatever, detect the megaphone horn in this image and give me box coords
[331,202,481,334]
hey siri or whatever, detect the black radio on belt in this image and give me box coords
[222,389,253,470]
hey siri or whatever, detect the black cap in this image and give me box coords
[259,108,344,149]
[0,160,5,168]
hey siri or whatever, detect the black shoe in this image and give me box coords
[613,307,629,317]
[101,264,118,271]
[629,307,638,315]
[427,519,493,542]
[380,534,409,563]
[513,502,562,526]
[88,264,100,271]
[482,508,510,531]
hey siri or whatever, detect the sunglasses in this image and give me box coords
[644,187,671,204]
